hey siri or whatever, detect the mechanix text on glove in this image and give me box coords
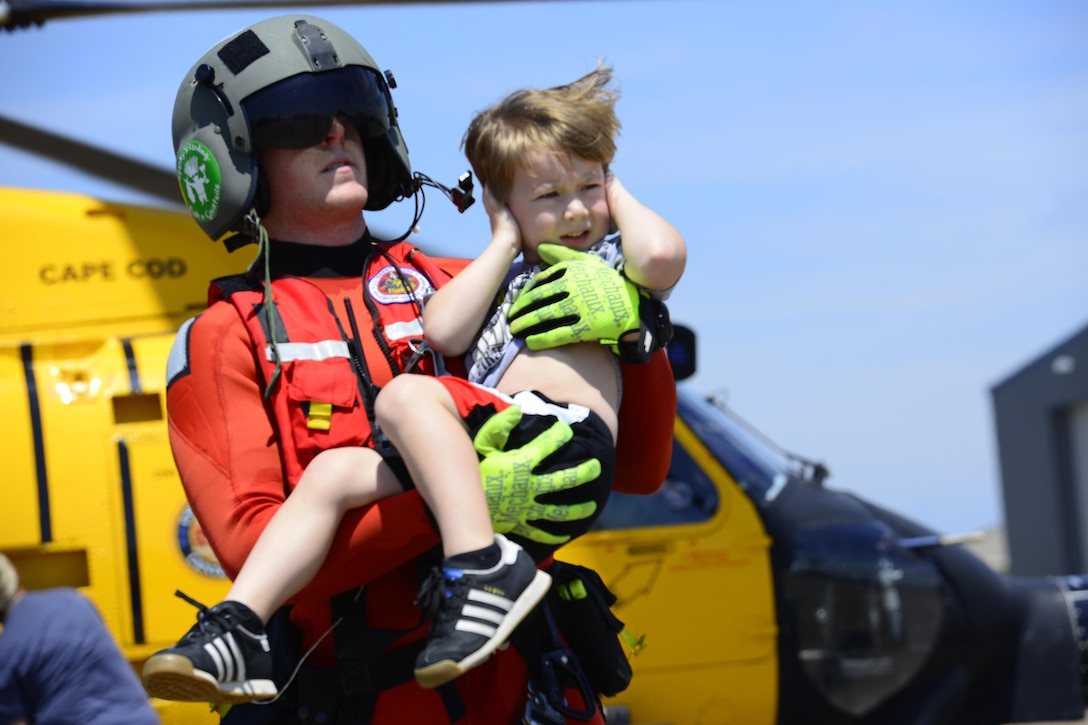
[474,406,601,545]
[508,244,640,350]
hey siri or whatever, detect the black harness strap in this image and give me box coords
[437,682,468,723]
[340,296,392,455]
[328,587,468,723]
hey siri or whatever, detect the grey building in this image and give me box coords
[991,321,1088,576]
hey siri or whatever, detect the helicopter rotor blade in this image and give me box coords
[0,114,182,205]
[0,0,484,252]
[0,0,516,31]
[0,114,452,250]
[0,113,453,248]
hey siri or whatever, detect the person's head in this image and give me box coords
[0,553,20,620]
[172,15,414,242]
[462,63,620,264]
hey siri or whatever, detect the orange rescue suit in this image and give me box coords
[166,239,675,723]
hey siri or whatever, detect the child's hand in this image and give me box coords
[483,186,522,255]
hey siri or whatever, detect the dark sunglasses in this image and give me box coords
[252,114,349,149]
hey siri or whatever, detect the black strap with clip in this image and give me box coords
[522,599,598,724]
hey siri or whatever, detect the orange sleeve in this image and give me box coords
[613,349,676,495]
[166,303,441,601]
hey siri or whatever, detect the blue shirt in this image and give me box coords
[0,588,159,725]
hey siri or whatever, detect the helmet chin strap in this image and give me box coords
[223,208,267,253]
[235,210,285,400]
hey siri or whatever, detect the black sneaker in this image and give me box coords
[414,535,551,689]
[142,593,277,703]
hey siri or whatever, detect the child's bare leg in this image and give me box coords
[225,446,402,622]
[378,376,552,689]
[374,375,494,558]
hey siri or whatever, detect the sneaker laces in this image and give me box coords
[414,568,468,628]
[414,568,446,618]
[169,589,349,708]
[173,590,235,641]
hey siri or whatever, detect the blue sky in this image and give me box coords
[1,0,1085,536]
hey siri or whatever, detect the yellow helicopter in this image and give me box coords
[2,3,1087,725]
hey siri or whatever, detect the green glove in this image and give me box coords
[475,406,601,545]
[508,243,642,351]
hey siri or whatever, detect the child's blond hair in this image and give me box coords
[462,62,621,204]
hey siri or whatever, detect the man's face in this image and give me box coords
[506,149,610,265]
[258,115,369,230]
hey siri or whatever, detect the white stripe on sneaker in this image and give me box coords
[455,619,499,637]
[205,640,227,681]
[204,633,248,684]
[225,633,246,680]
[461,603,505,625]
[218,636,236,681]
[467,589,514,611]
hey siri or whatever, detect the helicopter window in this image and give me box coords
[589,384,817,531]
[592,437,719,530]
[676,385,794,504]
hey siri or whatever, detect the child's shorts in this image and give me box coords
[405,376,617,561]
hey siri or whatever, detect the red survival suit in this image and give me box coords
[166,237,676,724]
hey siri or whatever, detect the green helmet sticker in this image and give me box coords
[176,140,222,223]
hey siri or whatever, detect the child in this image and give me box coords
[142,62,685,702]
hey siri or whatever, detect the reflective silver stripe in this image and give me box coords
[167,316,196,385]
[384,318,423,341]
[264,340,351,362]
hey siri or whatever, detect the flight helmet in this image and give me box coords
[172,15,414,242]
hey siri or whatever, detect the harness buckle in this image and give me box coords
[403,337,441,375]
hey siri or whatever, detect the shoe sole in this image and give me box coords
[414,569,552,689]
[142,653,278,704]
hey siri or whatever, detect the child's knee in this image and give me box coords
[376,374,434,425]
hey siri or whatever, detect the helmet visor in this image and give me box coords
[244,66,394,149]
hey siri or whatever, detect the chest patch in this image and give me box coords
[367,265,433,304]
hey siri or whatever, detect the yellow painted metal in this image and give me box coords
[1,186,229,337]
[0,345,39,546]
[1,187,236,725]
[151,700,224,724]
[560,416,779,725]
